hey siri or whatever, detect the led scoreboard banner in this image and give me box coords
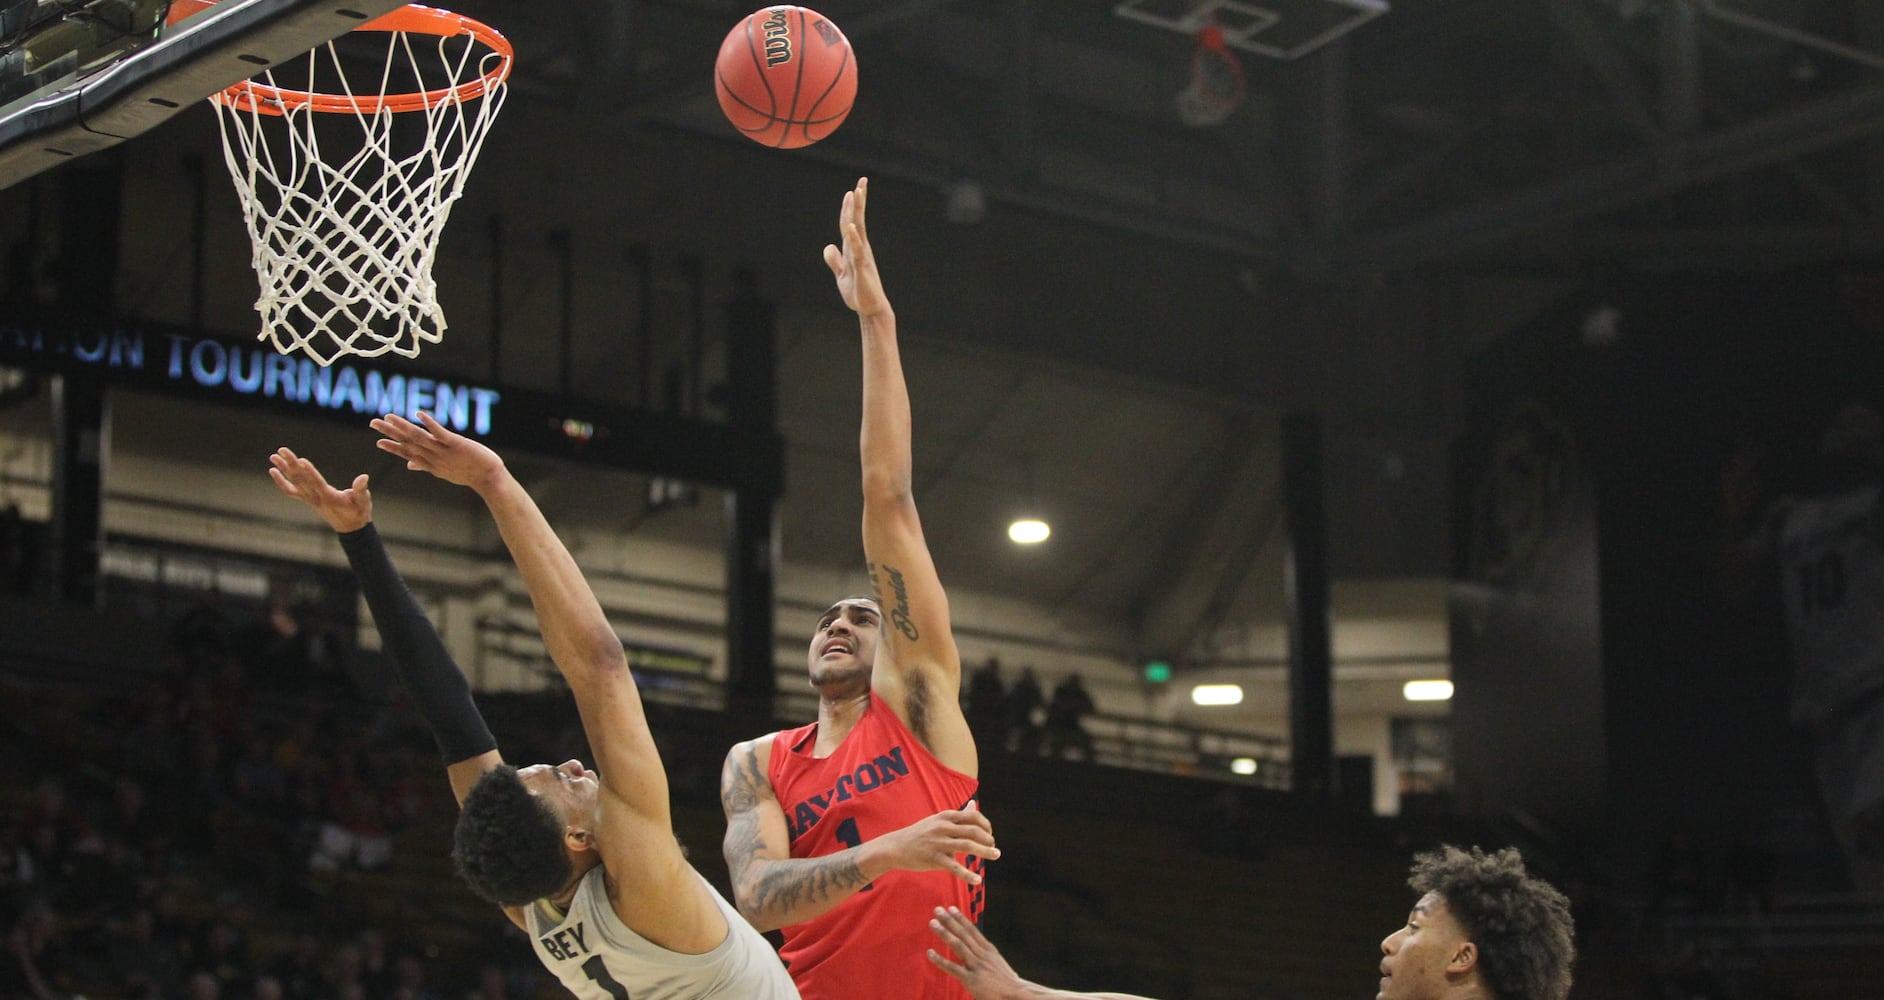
[0,318,783,499]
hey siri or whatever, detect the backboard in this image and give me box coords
[0,0,406,191]
[1115,0,1390,61]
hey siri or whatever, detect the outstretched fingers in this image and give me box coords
[266,465,300,500]
[925,948,968,979]
[269,448,327,498]
[946,808,997,844]
[851,176,870,247]
[372,413,435,470]
[929,906,991,963]
[943,857,984,885]
[927,905,1005,984]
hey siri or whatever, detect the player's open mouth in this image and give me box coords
[822,642,852,657]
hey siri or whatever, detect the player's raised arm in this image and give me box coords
[270,448,526,930]
[370,415,671,825]
[826,177,976,773]
[268,447,501,803]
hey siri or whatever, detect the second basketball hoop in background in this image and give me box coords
[1177,22,1246,128]
[715,6,856,149]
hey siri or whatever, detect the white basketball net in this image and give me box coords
[211,25,508,366]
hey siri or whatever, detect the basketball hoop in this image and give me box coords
[1176,21,1245,128]
[167,0,513,366]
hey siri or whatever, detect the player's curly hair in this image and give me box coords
[453,765,571,907]
[1408,845,1575,1000]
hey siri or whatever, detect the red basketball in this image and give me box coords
[715,6,856,149]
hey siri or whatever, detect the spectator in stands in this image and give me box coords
[390,949,439,1000]
[185,969,222,1000]
[1004,667,1044,755]
[191,918,253,997]
[324,940,365,997]
[178,724,228,842]
[310,745,393,873]
[464,962,512,1000]
[16,777,87,854]
[266,930,325,1000]
[3,896,75,1000]
[230,736,287,813]
[0,500,32,596]
[171,588,231,663]
[1723,397,1884,892]
[1043,673,1096,761]
[117,683,185,783]
[150,886,199,957]
[98,774,173,881]
[924,844,1576,1000]
[16,778,92,891]
[385,746,440,831]
[0,821,33,897]
[103,906,180,997]
[965,656,1007,748]
[356,927,394,996]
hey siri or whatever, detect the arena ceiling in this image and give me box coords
[405,0,1884,658]
[9,0,1884,670]
[469,0,1884,276]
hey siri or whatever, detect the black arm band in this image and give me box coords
[338,523,498,764]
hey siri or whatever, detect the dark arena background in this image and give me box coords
[3,1,1884,997]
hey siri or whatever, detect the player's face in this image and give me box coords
[517,759,602,830]
[1378,893,1470,1000]
[807,599,881,686]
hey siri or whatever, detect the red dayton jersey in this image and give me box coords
[768,691,982,1000]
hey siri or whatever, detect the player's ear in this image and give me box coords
[1448,940,1478,975]
[564,825,595,855]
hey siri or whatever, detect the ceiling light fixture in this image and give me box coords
[1008,452,1049,545]
[1403,679,1454,702]
[1191,683,1243,706]
[1008,518,1050,544]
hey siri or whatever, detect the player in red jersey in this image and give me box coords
[719,177,998,1000]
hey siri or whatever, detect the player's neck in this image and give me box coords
[814,688,871,739]
[546,853,603,910]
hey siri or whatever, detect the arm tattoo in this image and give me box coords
[720,744,763,813]
[868,560,933,742]
[721,745,767,884]
[750,852,871,919]
[722,742,872,921]
[879,563,920,640]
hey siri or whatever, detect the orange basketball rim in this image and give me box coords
[165,0,513,115]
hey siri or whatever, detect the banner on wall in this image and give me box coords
[0,317,784,497]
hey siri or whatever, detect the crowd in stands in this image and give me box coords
[0,588,553,1000]
[964,657,1096,761]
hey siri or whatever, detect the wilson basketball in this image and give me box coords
[715,6,856,149]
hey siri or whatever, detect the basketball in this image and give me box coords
[715,6,856,149]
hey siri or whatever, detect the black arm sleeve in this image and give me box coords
[337,523,498,764]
